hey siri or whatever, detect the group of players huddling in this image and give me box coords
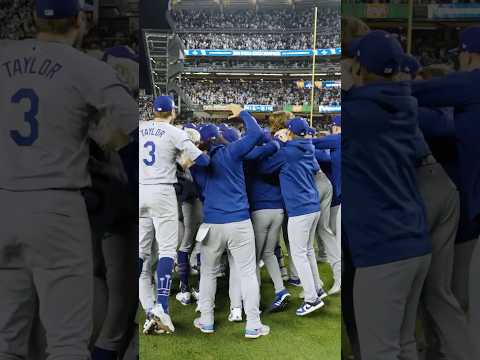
[139,98,341,338]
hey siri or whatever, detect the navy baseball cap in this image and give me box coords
[459,26,480,54]
[221,127,241,143]
[353,30,406,76]
[153,96,176,112]
[287,117,315,137]
[199,124,220,143]
[401,55,421,77]
[332,115,341,127]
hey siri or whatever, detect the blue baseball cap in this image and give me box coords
[287,117,315,137]
[199,124,220,143]
[221,127,241,143]
[401,55,421,77]
[353,30,406,76]
[332,115,341,127]
[459,26,480,54]
[153,96,176,112]
[36,0,79,19]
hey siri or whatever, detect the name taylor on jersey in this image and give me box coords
[2,56,63,80]
[140,127,166,138]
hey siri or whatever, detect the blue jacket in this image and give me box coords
[343,81,431,267]
[412,70,480,222]
[200,111,263,224]
[312,134,342,200]
[258,139,320,217]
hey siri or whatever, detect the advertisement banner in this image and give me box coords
[365,4,389,19]
[244,104,274,112]
[428,4,480,19]
[184,48,341,57]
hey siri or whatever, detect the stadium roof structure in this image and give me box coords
[171,0,339,11]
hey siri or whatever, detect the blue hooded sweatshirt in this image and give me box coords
[343,81,431,268]
[412,70,480,223]
[200,111,263,224]
[258,139,320,217]
[312,134,342,202]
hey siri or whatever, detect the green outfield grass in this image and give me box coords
[140,262,341,360]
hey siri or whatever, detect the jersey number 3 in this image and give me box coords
[11,89,39,146]
[143,141,156,166]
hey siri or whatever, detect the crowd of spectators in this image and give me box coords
[185,59,316,70]
[171,8,339,31]
[0,0,35,40]
[139,95,154,122]
[179,79,341,107]
[344,0,480,3]
[180,31,339,50]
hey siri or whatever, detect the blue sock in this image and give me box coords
[196,253,201,269]
[138,258,144,279]
[177,251,190,292]
[92,347,117,360]
[156,257,174,313]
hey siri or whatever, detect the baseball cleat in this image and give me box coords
[175,291,192,306]
[191,265,200,275]
[228,307,243,322]
[191,287,200,301]
[287,278,302,287]
[269,289,290,312]
[151,304,175,333]
[296,298,324,316]
[317,288,328,300]
[280,266,289,281]
[143,317,157,335]
[245,324,270,339]
[193,318,214,333]
[328,281,341,295]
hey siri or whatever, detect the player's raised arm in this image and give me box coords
[226,106,264,160]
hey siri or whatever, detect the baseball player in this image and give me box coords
[410,26,480,358]
[258,117,325,316]
[192,106,270,338]
[344,31,431,360]
[399,55,473,360]
[138,95,209,334]
[0,1,137,358]
[312,125,342,295]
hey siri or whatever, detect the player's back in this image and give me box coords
[139,120,186,185]
[0,39,119,190]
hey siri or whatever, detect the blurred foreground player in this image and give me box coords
[344,31,431,360]
[0,1,137,359]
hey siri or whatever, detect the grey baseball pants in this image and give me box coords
[354,255,431,360]
[198,219,262,330]
[288,211,322,303]
[252,209,285,293]
[415,162,472,360]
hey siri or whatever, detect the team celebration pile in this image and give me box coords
[138,100,342,338]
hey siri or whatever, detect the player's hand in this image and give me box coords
[226,104,243,120]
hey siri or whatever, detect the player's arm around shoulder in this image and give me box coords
[172,126,210,169]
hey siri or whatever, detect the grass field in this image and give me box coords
[140,262,341,360]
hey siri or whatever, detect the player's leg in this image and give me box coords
[227,252,243,322]
[283,217,300,285]
[288,213,324,316]
[0,267,35,360]
[251,209,270,285]
[469,234,480,358]
[328,204,342,294]
[227,220,268,338]
[176,201,197,305]
[32,192,93,360]
[354,255,430,360]
[262,209,290,312]
[307,212,325,295]
[196,224,227,332]
[94,227,138,358]
[416,164,472,360]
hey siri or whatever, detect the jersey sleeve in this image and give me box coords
[173,128,203,162]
